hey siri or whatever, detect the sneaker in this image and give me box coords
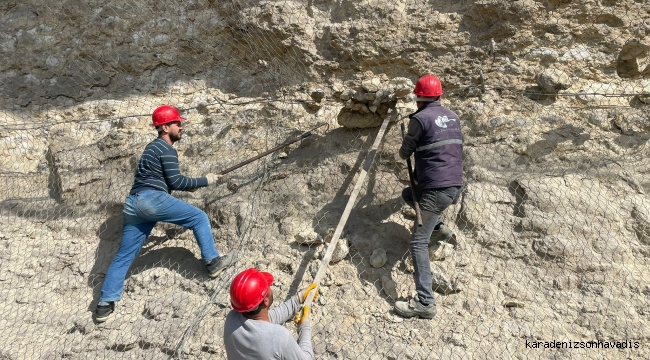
[394,295,437,319]
[430,222,453,243]
[206,251,238,278]
[95,302,115,323]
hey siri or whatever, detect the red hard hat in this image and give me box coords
[413,74,444,97]
[230,268,274,312]
[152,105,186,127]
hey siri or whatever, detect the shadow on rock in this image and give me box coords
[87,214,204,310]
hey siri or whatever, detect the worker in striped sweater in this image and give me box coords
[94,105,237,323]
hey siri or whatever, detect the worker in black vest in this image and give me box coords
[395,74,463,319]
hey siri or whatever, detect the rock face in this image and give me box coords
[2,1,650,360]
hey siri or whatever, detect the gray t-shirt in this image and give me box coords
[223,296,313,360]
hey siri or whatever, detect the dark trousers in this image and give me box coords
[401,186,460,306]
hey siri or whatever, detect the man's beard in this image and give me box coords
[170,132,182,142]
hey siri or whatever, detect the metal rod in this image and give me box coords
[219,123,327,175]
[401,122,423,227]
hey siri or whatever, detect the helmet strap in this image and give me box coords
[415,96,439,102]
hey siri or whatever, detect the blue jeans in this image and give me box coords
[99,189,220,302]
[402,186,461,306]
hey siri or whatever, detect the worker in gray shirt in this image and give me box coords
[224,268,318,359]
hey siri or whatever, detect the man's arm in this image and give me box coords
[277,322,313,360]
[268,296,301,324]
[294,318,313,359]
[159,153,209,191]
[399,118,423,160]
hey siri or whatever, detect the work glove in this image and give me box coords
[294,305,310,326]
[299,283,319,303]
[205,173,223,186]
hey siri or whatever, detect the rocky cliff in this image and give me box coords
[1,1,649,359]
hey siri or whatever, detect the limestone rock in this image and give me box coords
[532,236,574,260]
[428,241,454,261]
[390,77,414,98]
[361,77,381,93]
[576,82,621,104]
[310,88,325,102]
[280,218,313,242]
[400,204,416,218]
[559,45,591,62]
[526,47,559,62]
[331,83,345,97]
[617,39,650,78]
[536,69,572,94]
[588,112,611,130]
[370,248,387,268]
[430,263,456,294]
[380,275,398,300]
[295,228,324,245]
[339,88,355,101]
[327,238,349,263]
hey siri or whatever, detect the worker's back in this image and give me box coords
[223,309,313,360]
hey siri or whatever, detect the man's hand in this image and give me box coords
[299,283,319,303]
[294,305,310,326]
[205,173,223,186]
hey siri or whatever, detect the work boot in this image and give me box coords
[206,251,238,278]
[95,302,115,323]
[394,295,436,319]
[430,222,453,243]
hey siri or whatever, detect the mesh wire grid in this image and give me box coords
[1,0,650,359]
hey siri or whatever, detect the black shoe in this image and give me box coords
[206,251,238,278]
[95,302,114,323]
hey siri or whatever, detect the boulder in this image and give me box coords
[295,228,324,245]
[536,69,572,94]
[381,275,398,300]
[428,241,454,261]
[430,263,456,294]
[370,248,387,268]
[617,39,650,78]
[310,88,325,102]
[390,77,414,98]
[361,77,381,93]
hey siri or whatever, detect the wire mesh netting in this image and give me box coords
[1,0,650,359]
